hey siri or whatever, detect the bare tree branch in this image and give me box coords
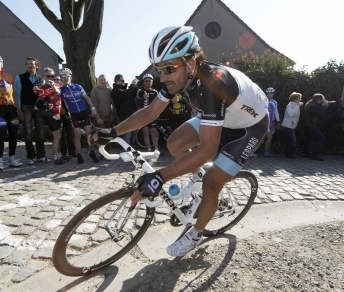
[74,0,86,27]
[33,0,105,91]
[33,0,64,31]
[58,0,74,29]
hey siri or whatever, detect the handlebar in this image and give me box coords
[98,137,163,208]
[98,137,160,161]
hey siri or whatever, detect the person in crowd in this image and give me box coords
[168,92,192,131]
[90,74,114,128]
[340,86,344,133]
[59,68,99,164]
[54,75,77,159]
[136,74,159,151]
[36,67,68,164]
[0,56,22,170]
[111,74,138,146]
[91,74,114,159]
[264,87,281,157]
[281,92,303,158]
[14,57,50,165]
[92,26,268,257]
[303,93,329,161]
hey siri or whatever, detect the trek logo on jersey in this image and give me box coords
[240,137,259,160]
[241,105,259,118]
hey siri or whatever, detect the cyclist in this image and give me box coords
[0,56,22,170]
[92,26,269,257]
[59,68,99,164]
[136,74,159,151]
[36,67,68,164]
[264,87,281,157]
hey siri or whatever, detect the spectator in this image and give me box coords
[36,67,67,164]
[168,93,192,131]
[136,74,159,151]
[59,68,99,164]
[281,92,303,158]
[340,86,344,133]
[14,57,50,165]
[111,74,138,146]
[0,56,22,170]
[302,93,329,161]
[90,74,113,128]
[54,75,76,159]
[91,74,114,159]
[264,87,281,157]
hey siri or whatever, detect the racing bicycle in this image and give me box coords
[52,137,258,276]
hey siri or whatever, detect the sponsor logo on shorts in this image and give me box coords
[240,137,259,160]
[203,113,216,118]
[222,151,234,159]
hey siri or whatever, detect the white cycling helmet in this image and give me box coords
[59,68,72,76]
[148,26,200,64]
[142,74,153,80]
[266,87,275,93]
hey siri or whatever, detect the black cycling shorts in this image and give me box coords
[70,110,91,128]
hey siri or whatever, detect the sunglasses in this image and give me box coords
[61,75,71,79]
[54,79,61,81]
[119,79,125,82]
[45,75,55,78]
[144,79,152,82]
[154,64,184,75]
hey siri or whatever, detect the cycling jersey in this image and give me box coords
[158,61,268,129]
[60,83,87,113]
[37,83,62,117]
[0,71,14,106]
[158,61,269,176]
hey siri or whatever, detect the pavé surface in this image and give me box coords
[0,142,343,284]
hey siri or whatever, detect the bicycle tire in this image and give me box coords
[136,127,159,149]
[203,171,258,237]
[52,186,155,276]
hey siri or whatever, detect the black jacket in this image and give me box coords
[19,71,42,105]
[303,100,326,127]
[111,83,138,122]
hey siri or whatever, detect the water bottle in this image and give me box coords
[168,184,182,200]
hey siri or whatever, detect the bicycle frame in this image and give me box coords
[99,137,201,229]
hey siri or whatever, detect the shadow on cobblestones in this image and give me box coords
[120,234,236,292]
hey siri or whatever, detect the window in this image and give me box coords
[205,22,221,39]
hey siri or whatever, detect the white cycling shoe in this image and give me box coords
[167,231,203,257]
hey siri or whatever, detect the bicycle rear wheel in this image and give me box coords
[52,187,155,276]
[203,171,257,237]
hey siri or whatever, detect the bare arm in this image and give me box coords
[115,97,168,135]
[83,93,99,118]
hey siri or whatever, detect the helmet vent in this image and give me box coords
[174,37,188,53]
[157,28,180,57]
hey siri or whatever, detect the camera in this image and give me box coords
[327,100,336,106]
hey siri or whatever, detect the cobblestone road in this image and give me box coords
[0,142,343,286]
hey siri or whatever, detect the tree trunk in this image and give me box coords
[33,0,104,93]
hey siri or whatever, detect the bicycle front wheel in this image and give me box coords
[203,171,257,237]
[52,187,155,276]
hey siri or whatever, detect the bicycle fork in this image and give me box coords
[104,197,133,242]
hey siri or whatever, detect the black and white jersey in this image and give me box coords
[158,61,268,129]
